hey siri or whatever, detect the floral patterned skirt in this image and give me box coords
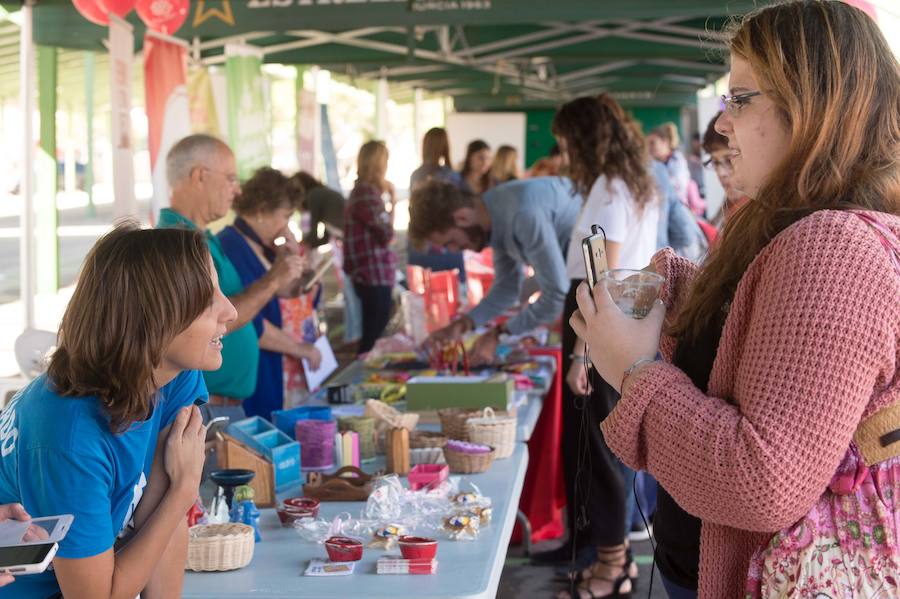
[746,443,900,598]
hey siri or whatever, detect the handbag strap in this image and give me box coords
[850,211,900,466]
[852,211,900,276]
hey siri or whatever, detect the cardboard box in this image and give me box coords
[405,374,513,412]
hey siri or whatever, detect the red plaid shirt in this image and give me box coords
[343,182,397,287]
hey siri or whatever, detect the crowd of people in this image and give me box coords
[0,2,896,598]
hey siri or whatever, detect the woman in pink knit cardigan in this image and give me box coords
[571,2,900,598]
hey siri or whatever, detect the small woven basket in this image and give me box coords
[409,430,448,449]
[465,407,517,459]
[443,445,496,474]
[185,523,254,572]
[438,408,482,441]
[364,399,419,452]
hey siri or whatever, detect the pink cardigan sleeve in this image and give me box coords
[601,212,900,532]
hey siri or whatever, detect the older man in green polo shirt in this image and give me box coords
[159,134,303,419]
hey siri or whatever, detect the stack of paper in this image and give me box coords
[376,555,438,575]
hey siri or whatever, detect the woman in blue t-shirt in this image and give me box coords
[0,223,236,599]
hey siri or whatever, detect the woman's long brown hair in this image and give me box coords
[356,140,389,192]
[422,127,451,168]
[672,0,900,342]
[552,93,656,209]
[47,223,214,432]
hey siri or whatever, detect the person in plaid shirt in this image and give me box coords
[343,140,397,354]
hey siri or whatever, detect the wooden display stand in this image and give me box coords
[385,428,410,475]
[214,433,276,508]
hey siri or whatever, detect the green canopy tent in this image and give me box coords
[25,0,752,109]
[9,0,755,330]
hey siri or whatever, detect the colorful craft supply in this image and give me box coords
[333,431,361,470]
[337,416,376,462]
[296,419,337,471]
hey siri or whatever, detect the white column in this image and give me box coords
[413,87,424,158]
[19,1,36,329]
[375,76,388,140]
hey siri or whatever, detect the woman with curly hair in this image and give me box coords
[548,93,659,599]
[218,167,322,419]
[572,1,900,597]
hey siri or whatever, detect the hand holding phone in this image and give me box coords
[0,513,73,576]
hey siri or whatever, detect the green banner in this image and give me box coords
[225,45,270,181]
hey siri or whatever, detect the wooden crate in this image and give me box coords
[215,434,276,508]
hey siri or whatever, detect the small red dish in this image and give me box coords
[325,536,364,562]
[283,497,320,518]
[398,536,438,560]
[276,506,315,527]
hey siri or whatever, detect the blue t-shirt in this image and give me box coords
[0,370,208,598]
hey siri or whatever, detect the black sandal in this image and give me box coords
[558,549,632,599]
[562,548,637,588]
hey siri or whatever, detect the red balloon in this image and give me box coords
[96,0,137,18]
[72,0,109,25]
[135,0,189,35]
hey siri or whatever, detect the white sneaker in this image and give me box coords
[628,524,653,542]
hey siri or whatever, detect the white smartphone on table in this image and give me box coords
[0,514,73,575]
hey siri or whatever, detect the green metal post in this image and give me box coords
[36,45,58,294]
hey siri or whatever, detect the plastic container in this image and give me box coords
[407,464,449,491]
[398,536,438,560]
[271,406,333,438]
[227,417,301,492]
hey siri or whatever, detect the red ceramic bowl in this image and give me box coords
[398,536,438,560]
[276,506,315,527]
[283,497,320,518]
[325,536,364,562]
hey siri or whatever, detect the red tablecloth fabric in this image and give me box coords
[511,346,565,543]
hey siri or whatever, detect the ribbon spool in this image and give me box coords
[296,419,337,471]
[338,416,376,463]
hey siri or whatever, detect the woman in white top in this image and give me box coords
[550,94,659,599]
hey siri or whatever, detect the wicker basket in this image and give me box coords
[409,430,448,449]
[185,523,255,572]
[465,407,517,459]
[443,445,496,474]
[410,447,447,465]
[364,399,419,452]
[438,408,482,441]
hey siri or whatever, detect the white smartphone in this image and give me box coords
[0,542,58,575]
[0,515,73,546]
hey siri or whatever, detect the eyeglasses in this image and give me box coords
[202,167,239,186]
[721,90,762,115]
[703,156,733,171]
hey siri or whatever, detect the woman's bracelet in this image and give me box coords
[620,357,656,394]
[569,353,585,361]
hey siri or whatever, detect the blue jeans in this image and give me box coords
[660,571,698,599]
[343,278,362,342]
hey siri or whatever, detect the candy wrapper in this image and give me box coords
[368,524,407,549]
[442,513,480,541]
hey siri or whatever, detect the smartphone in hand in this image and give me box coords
[582,225,608,288]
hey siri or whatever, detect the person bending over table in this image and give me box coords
[409,178,580,364]
[0,224,235,599]
[159,134,304,421]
